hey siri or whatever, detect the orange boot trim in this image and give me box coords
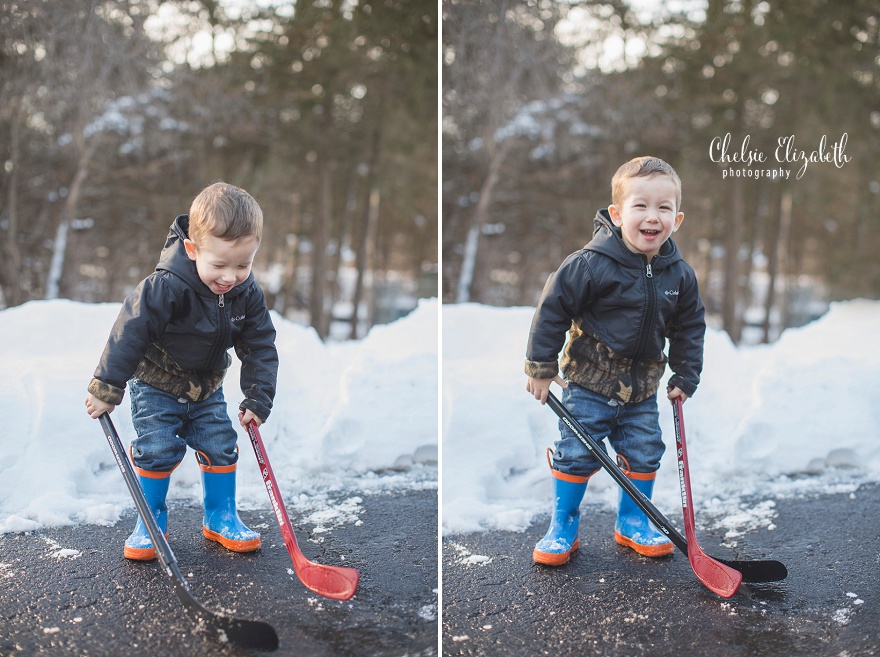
[613,531,675,557]
[202,527,262,552]
[532,538,581,566]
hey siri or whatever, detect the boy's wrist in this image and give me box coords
[524,359,559,380]
[87,378,125,406]
[239,399,270,424]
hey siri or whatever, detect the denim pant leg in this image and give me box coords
[552,383,618,478]
[606,395,665,474]
[129,379,189,472]
[180,387,239,468]
[552,383,665,477]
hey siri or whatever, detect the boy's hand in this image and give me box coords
[239,409,262,428]
[666,386,689,403]
[85,394,115,419]
[526,375,567,405]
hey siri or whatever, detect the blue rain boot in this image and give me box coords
[533,465,590,566]
[200,462,261,553]
[614,470,674,557]
[124,468,171,561]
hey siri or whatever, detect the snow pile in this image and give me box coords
[0,298,437,534]
[442,299,880,535]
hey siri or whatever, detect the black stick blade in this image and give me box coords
[720,558,788,583]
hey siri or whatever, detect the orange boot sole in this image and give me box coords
[123,533,169,561]
[532,538,580,566]
[614,530,674,557]
[203,526,262,553]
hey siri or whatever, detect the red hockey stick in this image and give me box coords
[671,397,742,598]
[245,420,359,601]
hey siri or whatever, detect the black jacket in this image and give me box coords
[525,210,705,403]
[88,215,278,421]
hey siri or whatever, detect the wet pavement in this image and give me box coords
[442,482,879,656]
[0,487,438,656]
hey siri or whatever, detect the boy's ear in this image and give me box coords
[672,211,684,232]
[607,204,623,226]
[183,239,198,261]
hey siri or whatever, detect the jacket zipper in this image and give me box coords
[205,293,229,370]
[630,258,657,401]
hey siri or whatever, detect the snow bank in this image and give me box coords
[0,298,437,533]
[442,299,880,535]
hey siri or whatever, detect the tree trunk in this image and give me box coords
[350,120,383,339]
[310,156,333,339]
[46,141,96,299]
[0,113,23,308]
[455,140,510,303]
[722,175,744,343]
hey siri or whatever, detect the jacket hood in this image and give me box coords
[587,209,682,270]
[155,215,253,299]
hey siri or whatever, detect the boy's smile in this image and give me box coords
[184,234,260,296]
[608,175,684,259]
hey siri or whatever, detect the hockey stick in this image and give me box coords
[99,414,278,651]
[245,420,360,601]
[670,396,741,598]
[545,392,787,588]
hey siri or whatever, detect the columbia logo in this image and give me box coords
[665,290,679,296]
[231,314,245,322]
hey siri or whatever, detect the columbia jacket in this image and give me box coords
[525,210,705,404]
[88,215,278,421]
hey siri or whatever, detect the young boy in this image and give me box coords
[85,182,278,561]
[525,156,705,566]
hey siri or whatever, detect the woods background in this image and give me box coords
[1,0,437,340]
[442,0,880,344]
[4,0,879,345]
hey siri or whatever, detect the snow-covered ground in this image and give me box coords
[0,298,438,534]
[442,300,880,542]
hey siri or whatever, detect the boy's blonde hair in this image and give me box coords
[611,156,682,210]
[188,182,263,245]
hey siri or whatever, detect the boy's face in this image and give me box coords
[184,234,260,295]
[608,174,683,259]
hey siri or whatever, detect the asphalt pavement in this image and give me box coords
[442,481,879,656]
[0,486,438,657]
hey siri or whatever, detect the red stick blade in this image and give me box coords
[690,551,743,599]
[299,563,360,601]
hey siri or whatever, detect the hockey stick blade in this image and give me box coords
[99,414,279,651]
[246,421,360,601]
[545,393,787,586]
[713,556,787,583]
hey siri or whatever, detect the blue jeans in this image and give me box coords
[552,382,665,478]
[129,378,239,472]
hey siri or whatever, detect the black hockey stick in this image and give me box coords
[99,414,279,651]
[545,392,787,585]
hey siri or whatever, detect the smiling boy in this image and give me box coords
[85,182,278,560]
[525,156,705,566]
